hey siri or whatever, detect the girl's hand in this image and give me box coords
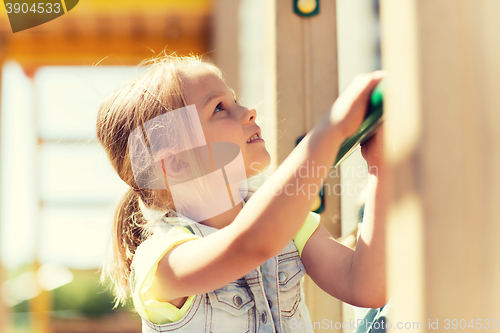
[329,71,386,140]
[361,124,384,171]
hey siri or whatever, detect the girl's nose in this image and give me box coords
[243,106,256,123]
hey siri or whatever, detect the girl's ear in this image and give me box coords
[154,148,191,183]
[154,148,176,178]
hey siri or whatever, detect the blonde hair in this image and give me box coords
[96,53,223,306]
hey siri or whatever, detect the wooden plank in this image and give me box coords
[381,0,500,330]
[269,0,343,327]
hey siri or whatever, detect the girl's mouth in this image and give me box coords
[247,133,264,143]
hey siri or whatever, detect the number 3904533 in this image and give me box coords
[444,319,498,330]
[5,2,61,14]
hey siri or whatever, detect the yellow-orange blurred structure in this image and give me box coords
[0,0,212,76]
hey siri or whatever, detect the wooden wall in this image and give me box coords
[382,0,500,330]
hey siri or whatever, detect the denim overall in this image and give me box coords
[141,215,314,333]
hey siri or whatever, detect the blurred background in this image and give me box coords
[0,0,380,332]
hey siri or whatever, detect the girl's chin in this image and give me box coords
[247,162,270,178]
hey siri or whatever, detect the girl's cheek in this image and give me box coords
[201,120,242,145]
[213,121,241,141]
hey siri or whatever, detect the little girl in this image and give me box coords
[97,54,387,333]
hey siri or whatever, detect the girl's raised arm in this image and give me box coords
[299,127,387,309]
[153,71,386,302]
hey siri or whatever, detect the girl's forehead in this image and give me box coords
[182,66,229,102]
[182,66,223,86]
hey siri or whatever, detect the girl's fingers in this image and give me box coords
[344,71,386,104]
[331,71,387,138]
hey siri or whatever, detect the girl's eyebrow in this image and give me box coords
[203,92,225,108]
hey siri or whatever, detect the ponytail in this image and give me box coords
[101,188,151,306]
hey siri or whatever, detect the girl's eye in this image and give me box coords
[214,102,225,114]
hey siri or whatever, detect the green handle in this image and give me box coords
[333,80,384,167]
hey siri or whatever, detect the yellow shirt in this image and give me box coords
[131,212,321,325]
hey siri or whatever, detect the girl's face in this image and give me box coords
[183,66,271,178]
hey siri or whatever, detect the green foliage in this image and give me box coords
[52,270,117,317]
[7,267,135,318]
